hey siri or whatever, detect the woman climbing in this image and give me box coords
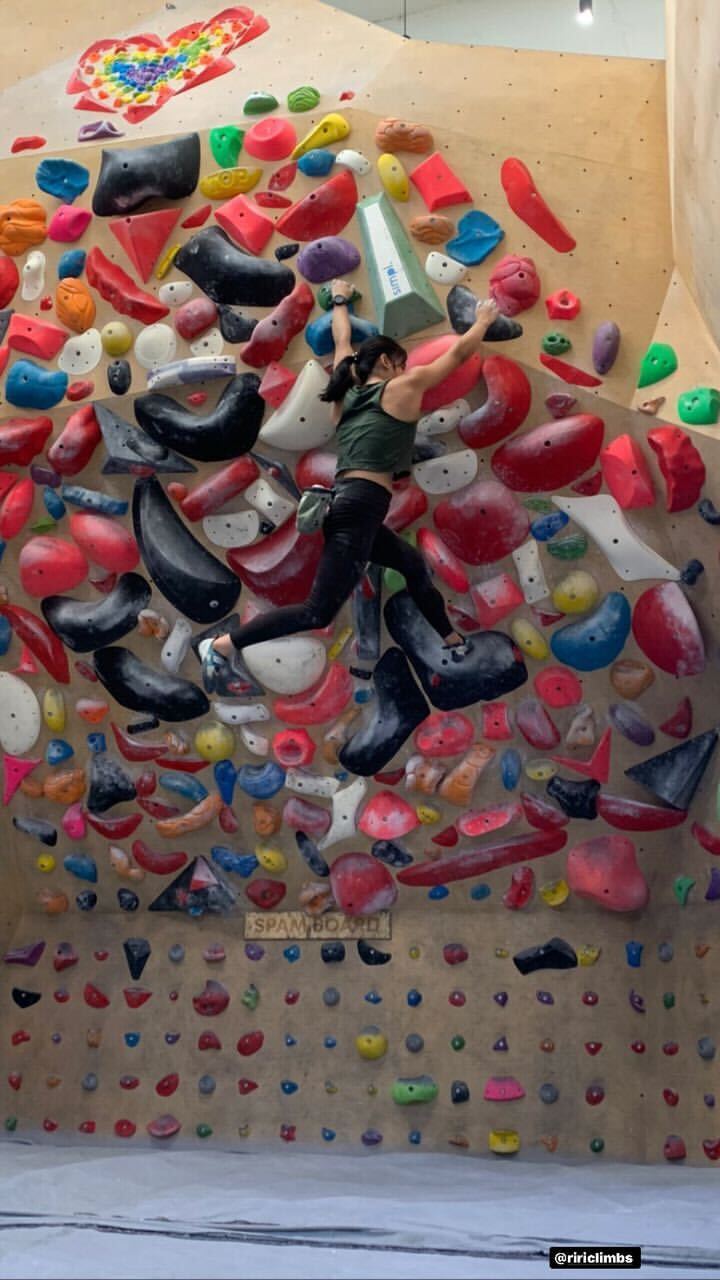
[211,280,500,660]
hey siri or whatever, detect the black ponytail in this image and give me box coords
[320,335,408,403]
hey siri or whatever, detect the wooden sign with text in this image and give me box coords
[244,911,392,940]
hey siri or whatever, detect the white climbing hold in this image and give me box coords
[21,250,45,302]
[158,280,193,308]
[285,768,340,798]
[243,478,297,527]
[190,327,224,358]
[202,510,260,549]
[511,539,550,604]
[213,701,270,726]
[0,673,41,753]
[424,251,466,286]
[259,360,332,451]
[147,356,237,391]
[418,400,470,436]
[57,328,102,374]
[413,449,478,494]
[242,635,326,694]
[240,724,269,756]
[335,148,372,175]
[318,776,368,848]
[134,323,177,370]
[161,618,193,674]
[551,494,681,582]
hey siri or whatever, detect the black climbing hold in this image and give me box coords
[123,937,151,981]
[118,888,140,912]
[259,519,276,536]
[275,242,300,261]
[127,716,160,734]
[217,305,258,345]
[352,564,382,662]
[625,729,719,810]
[175,226,295,307]
[11,988,41,1009]
[546,775,600,820]
[88,753,136,813]
[0,309,13,345]
[149,856,235,915]
[357,939,392,966]
[412,439,447,464]
[447,284,523,340]
[93,646,210,722]
[513,936,578,975]
[371,839,414,868]
[451,1080,470,1104]
[249,451,301,500]
[95,404,196,476]
[133,475,241,623]
[680,558,704,586]
[42,573,151,653]
[295,831,330,877]
[92,134,201,216]
[76,891,97,911]
[698,498,720,526]
[12,816,57,846]
[339,646,430,776]
[321,942,346,964]
[107,358,132,396]
[134,374,264,464]
[385,590,527,711]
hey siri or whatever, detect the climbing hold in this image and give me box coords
[92,135,200,216]
[551,494,679,582]
[409,151,471,211]
[600,435,655,509]
[632,583,704,677]
[647,426,706,512]
[625,730,718,811]
[276,169,357,241]
[592,321,621,375]
[637,342,678,388]
[175,227,294,307]
[357,192,444,340]
[488,1130,520,1155]
[550,593,631,671]
[356,1027,388,1060]
[434,478,529,564]
[677,386,720,426]
[492,414,604,492]
[567,835,649,912]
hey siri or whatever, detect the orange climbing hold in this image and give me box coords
[55,278,96,334]
[374,118,434,154]
[0,199,47,256]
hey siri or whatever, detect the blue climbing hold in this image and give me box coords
[159,772,208,804]
[429,885,449,899]
[76,890,97,911]
[86,733,106,754]
[214,759,237,805]
[284,945,301,962]
[36,157,89,202]
[210,846,258,877]
[43,488,66,520]
[626,940,643,968]
[285,1034,297,1046]
[531,511,569,542]
[0,615,10,656]
[124,1032,140,1047]
[57,248,87,279]
[46,739,74,766]
[298,149,335,177]
[365,990,382,1004]
[407,988,422,1006]
[237,761,286,799]
[6,360,68,410]
[446,209,504,266]
[470,883,492,901]
[305,308,379,357]
[408,1129,422,1145]
[63,853,97,883]
[281,1079,299,1094]
[61,485,128,515]
[324,1036,337,1048]
[551,592,632,672]
[322,1127,336,1141]
[501,748,522,790]
[354,687,373,704]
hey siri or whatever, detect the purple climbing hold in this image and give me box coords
[608,703,655,747]
[493,991,509,1007]
[705,867,720,901]
[245,943,265,961]
[78,121,125,143]
[537,990,554,1005]
[296,237,361,283]
[493,1036,509,1051]
[629,989,646,1013]
[4,941,46,966]
[592,322,621,376]
[361,1128,383,1147]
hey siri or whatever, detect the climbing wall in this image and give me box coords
[0,5,719,1165]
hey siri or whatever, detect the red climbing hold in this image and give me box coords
[7,315,68,361]
[86,246,170,325]
[471,573,524,627]
[385,484,428,532]
[567,835,650,912]
[147,1114,182,1139]
[414,711,474,758]
[199,1031,222,1050]
[246,117,297,160]
[114,1120,136,1139]
[660,697,693,740]
[131,841,188,875]
[397,829,567,886]
[545,289,581,320]
[0,416,53,466]
[11,135,47,153]
[111,722,166,762]
[434,479,530,565]
[409,152,472,212]
[254,192,292,209]
[259,361,296,408]
[215,194,274,255]
[174,296,218,340]
[87,813,144,842]
[432,824,459,847]
[180,456,259,521]
[503,865,535,909]
[489,254,540,317]
[0,477,33,540]
[274,663,352,726]
[241,281,314,367]
[458,355,532,449]
[19,536,88,597]
[69,512,139,573]
[155,1073,179,1097]
[553,728,612,784]
[416,529,469,593]
[516,699,560,750]
[83,982,109,1008]
[294,448,337,491]
[646,426,706,512]
[539,354,602,386]
[0,255,19,308]
[246,878,287,909]
[632,583,705,677]
[533,666,583,709]
[228,518,323,606]
[269,162,297,192]
[181,204,212,229]
[691,822,720,856]
[123,988,152,1009]
[597,793,687,831]
[500,158,576,252]
[329,851,398,916]
[193,980,230,1016]
[0,604,70,682]
[491,414,604,492]
[600,435,655,509]
[481,702,514,740]
[275,169,358,241]
[272,728,316,768]
[521,792,568,830]
[458,801,521,838]
[358,791,419,840]
[406,335,482,412]
[109,209,180,283]
[237,1030,264,1056]
[66,380,94,402]
[47,405,101,476]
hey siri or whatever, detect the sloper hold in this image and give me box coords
[275,169,358,241]
[433,479,530,565]
[93,647,210,722]
[339,647,429,776]
[550,593,631,671]
[134,374,264,463]
[512,937,577,975]
[567,835,649,911]
[446,284,522,341]
[88,753,136,813]
[42,572,151,652]
[501,158,575,252]
[133,476,240,623]
[492,415,604,492]
[457,355,531,449]
[175,227,294,307]
[356,192,445,340]
[632,583,705,678]
[625,731,718,811]
[92,135,201,216]
[95,403,196,476]
[385,590,527,711]
[228,519,323,606]
[597,793,687,831]
[397,829,566,886]
[0,674,41,753]
[108,209,181,282]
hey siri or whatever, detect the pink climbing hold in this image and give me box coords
[215,195,274,255]
[483,1076,526,1101]
[516,699,560,750]
[409,152,472,212]
[491,414,604,492]
[414,711,474,758]
[533,666,583,709]
[632,583,705,678]
[329,851,398,916]
[458,801,521,838]
[48,205,93,244]
[646,426,706,513]
[405,335,481,412]
[470,573,524,627]
[358,791,419,840]
[3,755,41,805]
[600,435,655,509]
[553,728,612,784]
[567,835,650,912]
[19,536,88,597]
[245,117,297,160]
[434,479,530,565]
[501,158,576,253]
[458,355,532,449]
[489,254,540,317]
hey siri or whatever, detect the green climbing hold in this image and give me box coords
[287,85,321,113]
[209,125,244,169]
[241,983,260,1010]
[196,1123,213,1138]
[673,875,695,906]
[663,991,675,1009]
[637,342,678,388]
[677,386,720,426]
[384,531,416,593]
[391,1075,439,1105]
[450,1034,466,1051]
[318,282,362,312]
[524,498,555,513]
[4,1116,17,1132]
[243,91,278,115]
[547,532,588,560]
[542,331,572,356]
[30,516,57,533]
[589,1137,605,1154]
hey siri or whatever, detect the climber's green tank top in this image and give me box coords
[335,381,417,480]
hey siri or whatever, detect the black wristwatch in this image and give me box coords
[332,295,349,307]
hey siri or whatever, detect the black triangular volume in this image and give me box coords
[123,937,151,981]
[625,729,718,811]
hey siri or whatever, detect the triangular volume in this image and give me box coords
[625,729,718,811]
[123,937,151,982]
[95,404,196,476]
[108,209,181,283]
[148,857,236,915]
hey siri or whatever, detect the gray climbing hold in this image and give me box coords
[539,1082,559,1104]
[405,1033,424,1053]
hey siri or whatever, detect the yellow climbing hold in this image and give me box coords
[525,758,557,782]
[36,853,55,873]
[495,946,509,959]
[578,944,602,966]
[199,167,263,198]
[489,1129,520,1155]
[355,1026,388,1060]
[552,570,600,615]
[42,689,65,733]
[100,321,133,356]
[193,721,236,762]
[325,1079,339,1094]
[367,1083,378,1096]
[377,153,410,201]
[510,618,549,661]
[539,878,569,907]
[255,844,288,874]
[328,626,353,661]
[408,945,421,959]
[292,113,350,159]
[416,804,440,825]
[155,244,181,280]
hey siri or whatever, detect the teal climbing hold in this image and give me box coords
[637,342,678,388]
[357,192,445,340]
[677,387,720,426]
[673,875,695,906]
[6,360,68,409]
[36,157,89,202]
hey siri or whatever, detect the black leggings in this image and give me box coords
[229,477,454,649]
